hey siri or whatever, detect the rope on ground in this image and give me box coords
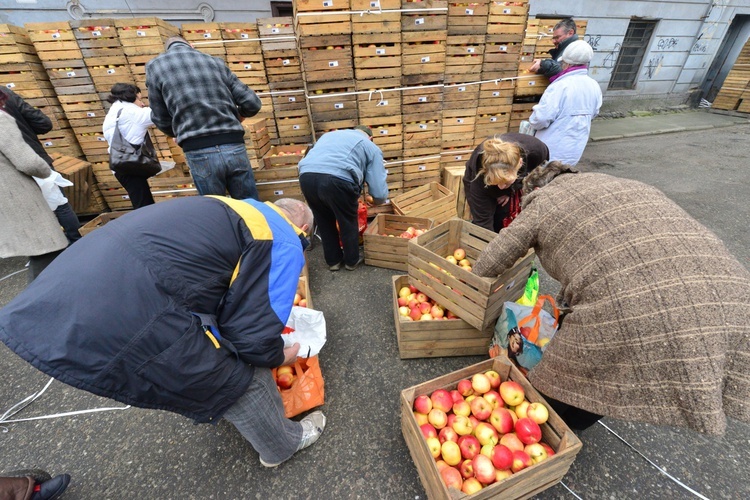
[597,421,711,500]
[560,481,584,499]
[0,377,130,433]
[0,268,27,283]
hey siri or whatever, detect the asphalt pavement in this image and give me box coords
[1,110,749,499]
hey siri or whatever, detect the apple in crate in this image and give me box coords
[471,373,492,394]
[470,396,492,421]
[428,408,448,429]
[457,379,474,397]
[457,435,480,460]
[413,394,432,414]
[462,477,483,494]
[511,450,533,473]
[472,454,496,485]
[524,443,549,464]
[499,380,525,406]
[474,422,499,447]
[527,402,550,425]
[499,432,524,452]
[430,389,453,412]
[420,423,437,439]
[441,440,462,466]
[484,369,501,389]
[439,426,458,444]
[515,418,542,445]
[459,459,474,480]
[489,407,514,434]
[440,466,463,491]
[491,443,513,471]
[452,415,474,436]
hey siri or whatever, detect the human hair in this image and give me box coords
[474,137,522,187]
[354,125,373,137]
[521,161,579,196]
[275,198,314,233]
[554,18,577,34]
[0,88,9,109]
[106,83,141,104]
[165,35,189,51]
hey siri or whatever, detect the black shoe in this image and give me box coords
[345,256,365,271]
[32,473,70,500]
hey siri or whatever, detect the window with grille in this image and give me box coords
[608,19,658,90]
[271,2,293,17]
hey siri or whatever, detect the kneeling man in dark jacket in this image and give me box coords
[0,195,325,468]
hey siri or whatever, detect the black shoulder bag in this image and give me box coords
[109,109,161,177]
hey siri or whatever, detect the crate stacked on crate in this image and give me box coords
[713,38,750,112]
[0,24,82,159]
[242,117,272,170]
[447,0,489,36]
[72,19,135,98]
[476,78,514,136]
[221,23,278,143]
[401,83,442,188]
[483,2,525,82]
[368,114,405,196]
[357,75,403,167]
[49,153,106,215]
[294,0,353,38]
[401,32,447,87]
[440,80,478,167]
[148,175,198,203]
[258,18,307,145]
[352,0,401,81]
[444,34,484,85]
[510,99,536,132]
[180,23,225,58]
[256,144,308,202]
[307,80,357,139]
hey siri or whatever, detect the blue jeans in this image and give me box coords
[184,143,259,200]
[222,367,302,464]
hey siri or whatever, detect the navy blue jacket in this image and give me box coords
[0,196,304,423]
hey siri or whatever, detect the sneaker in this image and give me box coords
[328,262,342,272]
[345,256,365,271]
[259,411,326,468]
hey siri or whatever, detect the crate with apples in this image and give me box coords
[401,356,582,498]
[295,276,312,309]
[364,215,434,271]
[392,276,493,358]
[407,219,535,331]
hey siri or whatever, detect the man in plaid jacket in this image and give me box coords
[146,36,262,199]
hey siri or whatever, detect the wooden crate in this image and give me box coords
[392,182,456,223]
[401,356,582,499]
[78,210,131,236]
[441,164,470,220]
[307,80,358,122]
[263,144,308,168]
[392,275,493,358]
[407,219,534,330]
[299,35,354,82]
[297,275,313,310]
[351,0,402,34]
[364,215,434,270]
[148,176,198,203]
[401,32,447,77]
[257,178,304,203]
[181,23,226,57]
[352,32,402,80]
[401,156,442,189]
[447,1,490,36]
[50,153,105,214]
[356,77,403,118]
[401,1,448,33]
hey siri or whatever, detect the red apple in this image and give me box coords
[459,459,474,480]
[440,466,463,491]
[438,426,458,444]
[499,432,524,452]
[483,390,501,409]
[453,248,466,261]
[511,450,532,473]
[441,440,462,466]
[474,422,499,447]
[470,396,492,421]
[430,389,453,413]
[489,407,514,434]
[276,372,295,390]
[471,454,496,485]
[446,413,457,429]
[420,423,437,439]
[491,444,513,470]
[469,415,480,429]
[449,389,464,404]
[409,307,421,321]
[457,435,480,460]
[515,418,542,445]
[397,297,408,307]
[527,402,549,425]
[471,373,492,394]
[456,379,474,397]
[540,442,556,457]
[524,443,548,464]
[416,292,428,303]
[419,301,432,314]
[499,380,525,406]
[409,284,418,293]
[484,370,501,389]
[435,460,449,471]
[462,477,483,494]
[430,305,444,318]
[413,394,432,414]
[452,415,474,436]
[428,409,447,429]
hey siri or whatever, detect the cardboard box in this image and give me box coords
[407,219,534,331]
[401,356,582,499]
[392,275,493,358]
[364,215,434,271]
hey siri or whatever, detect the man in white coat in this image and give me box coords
[529,40,602,165]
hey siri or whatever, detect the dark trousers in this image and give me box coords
[28,249,64,284]
[115,171,155,209]
[299,172,360,267]
[54,200,81,244]
[540,392,603,431]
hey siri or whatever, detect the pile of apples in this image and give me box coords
[445,247,472,272]
[293,292,308,308]
[398,284,460,321]
[381,226,426,239]
[274,365,295,390]
[413,370,554,494]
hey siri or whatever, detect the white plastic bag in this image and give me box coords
[33,171,73,210]
[282,306,327,357]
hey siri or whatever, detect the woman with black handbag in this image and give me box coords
[102,83,158,209]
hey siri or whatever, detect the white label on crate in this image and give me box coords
[415,18,425,25]
[379,129,388,135]
[378,100,388,106]
[375,48,386,55]
[419,124,428,130]
[418,165,426,171]
[5,83,14,88]
[203,33,212,38]
[328,61,339,67]
[492,91,500,97]
[244,64,252,69]
[456,118,464,124]
[421,56,430,63]
[44,141,54,146]
[288,97,296,102]
[122,195,130,200]
[505,279,516,290]
[418,96,427,102]
[458,86,466,92]
[293,125,301,130]
[503,8,512,14]
[499,45,507,52]
[97,137,106,141]
[66,71,76,77]
[86,112,96,117]
[241,33,249,39]
[107,69,116,74]
[490,117,497,122]
[465,8,473,15]
[323,0,333,6]
[467,47,475,54]
[370,1,379,7]
[271,28,280,34]
[92,31,101,37]
[385,169,389,174]
[136,30,146,37]
[52,33,60,39]
[334,103,344,109]
[282,59,290,65]
[454,155,463,160]
[528,81,535,86]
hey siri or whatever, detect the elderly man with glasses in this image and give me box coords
[529,18,579,78]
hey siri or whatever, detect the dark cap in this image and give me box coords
[353,125,373,137]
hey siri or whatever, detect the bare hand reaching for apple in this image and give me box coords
[282,342,301,365]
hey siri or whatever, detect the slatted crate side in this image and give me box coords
[294,0,353,37]
[97,180,134,211]
[49,153,105,214]
[401,356,582,500]
[296,275,313,309]
[441,164,470,219]
[257,178,304,203]
[351,0,401,34]
[262,144,309,168]
[38,127,84,158]
[401,157,442,190]
[392,182,456,223]
[181,23,226,58]
[391,275,493,358]
[367,115,403,155]
[364,215,433,270]
[447,1,490,36]
[148,176,198,202]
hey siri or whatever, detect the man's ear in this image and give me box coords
[300,223,310,233]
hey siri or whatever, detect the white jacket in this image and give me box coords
[529,68,602,165]
[102,100,154,149]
